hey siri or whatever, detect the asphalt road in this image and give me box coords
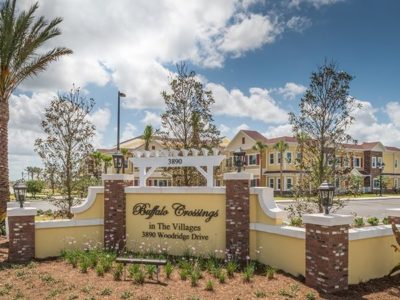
[277,197,400,219]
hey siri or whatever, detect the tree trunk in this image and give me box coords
[0,100,9,219]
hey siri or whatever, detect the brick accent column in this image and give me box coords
[223,172,253,261]
[7,207,37,263]
[303,214,353,294]
[387,208,400,224]
[102,174,134,252]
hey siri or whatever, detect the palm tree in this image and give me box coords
[252,141,267,186]
[273,140,289,196]
[0,0,72,218]
[90,151,103,179]
[120,148,129,173]
[101,154,112,174]
[143,125,153,151]
[25,166,35,180]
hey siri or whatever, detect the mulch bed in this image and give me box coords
[0,237,399,299]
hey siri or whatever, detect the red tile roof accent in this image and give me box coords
[266,136,298,144]
[241,130,268,143]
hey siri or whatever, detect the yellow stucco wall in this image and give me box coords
[250,231,305,277]
[74,193,104,220]
[249,194,283,225]
[35,225,103,258]
[349,235,399,284]
[125,193,226,256]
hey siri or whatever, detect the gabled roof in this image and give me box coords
[241,130,268,143]
[266,136,297,144]
[386,146,400,152]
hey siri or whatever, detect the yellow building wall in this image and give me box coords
[251,231,305,277]
[125,193,226,256]
[249,194,283,225]
[349,235,399,284]
[35,225,103,258]
[74,193,104,220]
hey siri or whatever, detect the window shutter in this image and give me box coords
[256,179,260,186]
[147,180,152,186]
[256,154,260,165]
[245,155,248,165]
[361,158,363,168]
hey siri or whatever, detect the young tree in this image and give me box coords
[143,125,154,151]
[0,0,72,218]
[288,61,359,213]
[252,141,267,186]
[273,140,289,196]
[159,62,221,186]
[35,88,95,216]
[26,180,45,199]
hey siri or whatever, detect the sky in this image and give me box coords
[9,0,400,179]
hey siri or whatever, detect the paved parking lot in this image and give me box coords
[277,197,400,218]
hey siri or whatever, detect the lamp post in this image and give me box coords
[13,180,27,208]
[378,161,385,197]
[233,147,246,173]
[318,181,335,215]
[113,91,126,174]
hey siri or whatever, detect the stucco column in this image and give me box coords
[387,208,400,224]
[224,172,253,261]
[303,213,353,294]
[7,207,37,263]
[102,174,134,252]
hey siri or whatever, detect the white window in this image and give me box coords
[276,178,281,190]
[296,152,302,162]
[286,178,292,190]
[269,153,274,164]
[248,154,257,165]
[277,152,281,164]
[395,179,398,188]
[377,157,383,167]
[373,178,380,189]
[343,156,350,167]
[372,157,377,168]
[250,179,257,187]
[286,152,292,164]
[354,157,361,168]
[269,178,274,188]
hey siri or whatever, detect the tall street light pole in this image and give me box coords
[112,91,126,174]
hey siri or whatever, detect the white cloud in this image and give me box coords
[237,123,250,131]
[286,16,312,33]
[208,83,288,124]
[141,111,162,127]
[264,124,293,138]
[121,123,137,142]
[277,82,307,100]
[386,102,400,127]
[87,108,111,147]
[289,0,343,9]
[219,14,283,56]
[347,99,400,147]
[219,124,231,136]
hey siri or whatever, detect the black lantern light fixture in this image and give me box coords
[378,161,385,196]
[318,180,335,215]
[233,147,246,173]
[13,180,27,208]
[112,151,124,174]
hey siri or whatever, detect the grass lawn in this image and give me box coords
[0,239,399,300]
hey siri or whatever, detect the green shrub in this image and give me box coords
[306,292,316,300]
[179,268,188,281]
[265,265,276,280]
[113,263,124,281]
[383,217,390,225]
[133,269,145,285]
[289,217,303,227]
[128,264,140,278]
[242,263,255,283]
[354,217,365,227]
[254,290,266,298]
[165,261,174,279]
[96,263,105,277]
[79,256,90,273]
[190,270,200,287]
[226,260,238,277]
[145,264,157,279]
[211,266,222,279]
[205,280,214,291]
[100,288,112,296]
[120,291,133,299]
[218,270,226,283]
[367,217,379,226]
